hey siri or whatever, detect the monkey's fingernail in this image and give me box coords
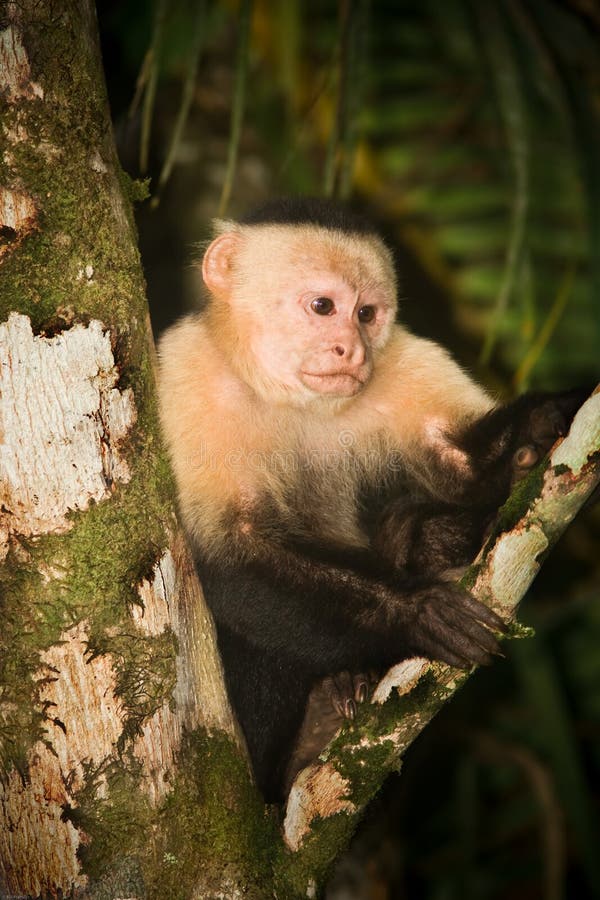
[345,699,356,720]
[333,698,346,717]
[356,683,367,703]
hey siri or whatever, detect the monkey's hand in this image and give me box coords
[402,583,506,669]
[511,389,588,485]
[456,388,588,503]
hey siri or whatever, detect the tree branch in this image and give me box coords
[277,387,600,893]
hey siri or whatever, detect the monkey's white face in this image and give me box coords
[202,224,397,406]
[250,268,389,399]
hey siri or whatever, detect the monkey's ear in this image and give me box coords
[202,232,240,298]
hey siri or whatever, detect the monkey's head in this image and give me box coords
[201,199,398,408]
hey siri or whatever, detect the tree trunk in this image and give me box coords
[0,3,270,898]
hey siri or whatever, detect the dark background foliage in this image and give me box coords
[97,2,600,897]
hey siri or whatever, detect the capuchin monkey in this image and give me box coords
[158,198,584,801]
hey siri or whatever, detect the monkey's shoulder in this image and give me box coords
[159,315,259,446]
[364,329,493,445]
[159,314,245,403]
[158,316,290,535]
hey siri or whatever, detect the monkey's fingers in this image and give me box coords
[351,671,379,704]
[412,585,506,668]
[453,591,507,634]
[329,672,357,720]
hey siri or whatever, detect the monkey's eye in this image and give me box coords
[358,305,376,324]
[310,296,335,316]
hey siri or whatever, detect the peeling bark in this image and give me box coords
[0,10,44,101]
[0,186,37,257]
[285,765,356,852]
[131,541,244,805]
[0,625,123,896]
[0,526,242,897]
[167,535,243,740]
[0,750,84,897]
[0,313,136,558]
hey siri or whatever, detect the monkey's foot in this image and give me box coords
[284,671,378,794]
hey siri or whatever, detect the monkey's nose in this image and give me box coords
[332,341,366,366]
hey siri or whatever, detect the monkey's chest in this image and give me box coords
[252,448,371,549]
[230,424,395,548]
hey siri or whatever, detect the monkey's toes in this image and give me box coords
[284,670,377,794]
[325,671,377,719]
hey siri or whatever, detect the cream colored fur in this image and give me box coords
[158,225,494,560]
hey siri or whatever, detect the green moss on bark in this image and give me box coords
[66,729,275,899]
[481,461,547,553]
[0,11,272,898]
[0,413,178,766]
[275,812,357,900]
[0,0,181,774]
[143,730,276,900]
[65,756,154,881]
[275,667,471,897]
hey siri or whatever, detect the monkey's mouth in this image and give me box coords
[300,371,367,396]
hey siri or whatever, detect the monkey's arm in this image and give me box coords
[373,389,588,573]
[457,390,588,498]
[202,530,504,672]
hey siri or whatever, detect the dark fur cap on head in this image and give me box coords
[241,196,380,237]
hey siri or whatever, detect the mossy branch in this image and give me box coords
[277,386,600,895]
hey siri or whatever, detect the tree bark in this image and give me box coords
[0,3,268,898]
